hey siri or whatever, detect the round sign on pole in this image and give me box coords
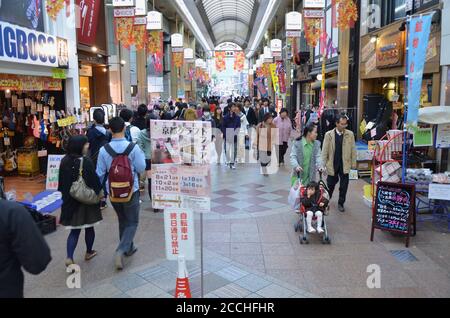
[285,11,302,30]
[184,48,194,60]
[270,39,282,52]
[171,33,183,47]
[146,11,162,30]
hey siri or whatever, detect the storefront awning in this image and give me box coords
[311,78,338,90]
[418,106,450,124]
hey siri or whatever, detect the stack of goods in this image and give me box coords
[374,140,392,161]
[405,168,433,191]
[432,173,450,184]
[374,161,401,183]
[387,130,403,153]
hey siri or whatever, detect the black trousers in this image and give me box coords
[326,166,349,206]
[146,159,152,201]
[278,142,288,163]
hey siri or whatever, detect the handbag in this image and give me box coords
[70,157,101,205]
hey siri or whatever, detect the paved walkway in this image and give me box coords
[24,163,450,298]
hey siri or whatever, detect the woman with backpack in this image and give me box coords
[58,135,103,267]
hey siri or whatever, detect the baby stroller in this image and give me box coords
[294,172,331,244]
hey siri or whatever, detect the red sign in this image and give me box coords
[76,0,101,46]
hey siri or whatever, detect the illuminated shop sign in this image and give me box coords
[0,21,68,68]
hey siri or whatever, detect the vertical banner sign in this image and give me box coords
[76,0,101,46]
[254,77,268,98]
[46,155,64,190]
[269,63,280,93]
[164,208,195,260]
[406,15,433,127]
[276,61,286,94]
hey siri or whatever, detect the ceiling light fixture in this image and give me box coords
[91,46,98,53]
[175,0,212,57]
[246,0,278,59]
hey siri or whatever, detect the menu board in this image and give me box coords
[371,182,416,247]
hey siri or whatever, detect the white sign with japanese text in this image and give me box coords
[164,208,195,260]
[46,155,64,190]
[304,0,325,9]
[151,120,212,213]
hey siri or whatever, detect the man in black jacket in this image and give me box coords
[243,98,257,127]
[0,201,51,298]
[258,99,277,123]
[131,104,148,130]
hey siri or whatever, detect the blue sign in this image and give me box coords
[0,21,60,67]
[406,15,433,127]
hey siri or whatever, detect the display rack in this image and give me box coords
[371,130,404,208]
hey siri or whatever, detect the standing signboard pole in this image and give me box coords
[200,213,204,298]
[402,17,411,183]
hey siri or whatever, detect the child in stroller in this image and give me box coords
[301,181,329,234]
[294,175,331,244]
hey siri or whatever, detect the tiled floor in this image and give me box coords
[24,162,450,298]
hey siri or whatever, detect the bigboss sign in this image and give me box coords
[0,21,59,67]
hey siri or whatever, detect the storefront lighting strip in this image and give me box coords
[246,0,277,59]
[175,0,212,57]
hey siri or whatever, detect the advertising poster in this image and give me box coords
[151,120,211,213]
[0,0,44,31]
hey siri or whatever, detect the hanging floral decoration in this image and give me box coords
[233,51,245,71]
[46,0,66,20]
[256,67,264,78]
[286,37,298,58]
[132,24,147,51]
[304,18,323,47]
[147,31,163,56]
[115,17,134,49]
[215,51,226,72]
[334,0,358,29]
[172,52,184,68]
[262,63,270,78]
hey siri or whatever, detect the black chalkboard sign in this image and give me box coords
[370,182,416,247]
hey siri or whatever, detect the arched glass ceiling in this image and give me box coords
[202,0,255,47]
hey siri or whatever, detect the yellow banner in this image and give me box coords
[269,63,279,93]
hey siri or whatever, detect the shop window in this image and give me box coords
[79,76,91,109]
[393,0,406,21]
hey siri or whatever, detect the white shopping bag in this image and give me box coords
[288,178,301,210]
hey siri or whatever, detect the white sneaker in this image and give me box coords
[317,227,324,234]
[307,227,316,233]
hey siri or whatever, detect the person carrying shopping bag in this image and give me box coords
[290,123,323,187]
[58,135,103,267]
[254,113,278,176]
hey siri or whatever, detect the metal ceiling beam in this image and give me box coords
[244,0,260,50]
[195,0,217,45]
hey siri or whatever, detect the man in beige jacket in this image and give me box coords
[322,115,357,212]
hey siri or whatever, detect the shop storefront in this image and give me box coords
[359,18,441,138]
[0,8,79,198]
[76,0,110,111]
